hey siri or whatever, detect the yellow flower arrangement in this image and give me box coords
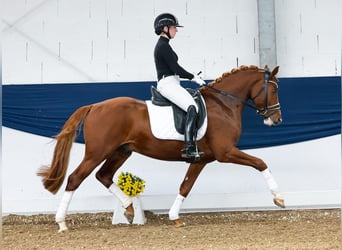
[117,172,146,197]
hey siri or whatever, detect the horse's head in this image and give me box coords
[205,65,282,126]
[250,66,282,126]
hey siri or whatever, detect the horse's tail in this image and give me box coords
[37,105,92,194]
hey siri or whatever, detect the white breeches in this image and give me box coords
[157,75,198,112]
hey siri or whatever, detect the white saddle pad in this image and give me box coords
[145,100,208,141]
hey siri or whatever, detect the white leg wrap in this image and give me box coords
[169,194,185,220]
[108,183,132,208]
[55,191,74,232]
[262,168,279,195]
[56,191,74,223]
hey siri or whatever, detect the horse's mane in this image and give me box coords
[211,65,262,85]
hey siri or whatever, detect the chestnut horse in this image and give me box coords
[38,65,284,232]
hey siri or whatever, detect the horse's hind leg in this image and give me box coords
[95,146,134,222]
[56,156,103,232]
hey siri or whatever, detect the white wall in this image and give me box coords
[275,0,342,77]
[2,0,341,83]
[3,0,258,83]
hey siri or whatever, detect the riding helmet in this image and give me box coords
[154,13,183,35]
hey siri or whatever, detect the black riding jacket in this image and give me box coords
[154,36,194,81]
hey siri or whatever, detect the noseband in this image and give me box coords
[205,69,281,118]
[251,70,281,118]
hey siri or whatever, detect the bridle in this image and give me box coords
[204,69,281,118]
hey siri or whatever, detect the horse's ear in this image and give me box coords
[271,66,279,78]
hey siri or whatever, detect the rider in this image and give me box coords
[153,13,205,160]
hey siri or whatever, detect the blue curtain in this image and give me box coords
[3,76,341,149]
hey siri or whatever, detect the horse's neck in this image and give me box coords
[204,72,257,116]
[204,82,245,115]
[218,74,253,100]
[203,70,260,126]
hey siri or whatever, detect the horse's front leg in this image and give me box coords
[220,147,285,208]
[169,162,206,227]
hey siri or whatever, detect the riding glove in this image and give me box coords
[192,74,206,86]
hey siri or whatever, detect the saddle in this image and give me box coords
[150,86,206,135]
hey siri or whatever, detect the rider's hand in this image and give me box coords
[192,74,206,86]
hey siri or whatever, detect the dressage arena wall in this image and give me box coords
[2,0,341,215]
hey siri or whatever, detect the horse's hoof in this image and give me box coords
[124,203,134,224]
[173,219,186,228]
[124,212,134,224]
[57,221,68,233]
[273,197,285,208]
[58,228,68,233]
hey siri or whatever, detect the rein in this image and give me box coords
[204,84,258,110]
[204,70,280,117]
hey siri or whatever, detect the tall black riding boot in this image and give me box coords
[181,105,203,161]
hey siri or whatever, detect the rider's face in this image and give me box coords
[163,25,178,39]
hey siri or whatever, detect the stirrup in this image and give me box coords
[181,146,204,160]
[181,153,202,163]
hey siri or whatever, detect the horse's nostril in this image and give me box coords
[274,118,282,125]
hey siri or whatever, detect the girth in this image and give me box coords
[150,86,206,135]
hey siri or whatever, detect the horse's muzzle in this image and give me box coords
[264,116,282,126]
